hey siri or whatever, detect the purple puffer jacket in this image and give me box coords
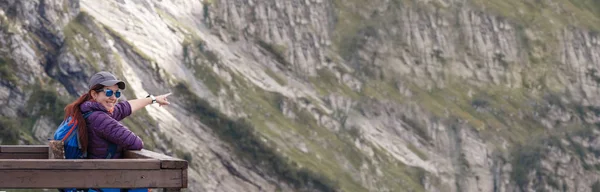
[80,100,143,159]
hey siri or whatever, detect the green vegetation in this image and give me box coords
[309,68,359,98]
[185,66,426,191]
[330,0,373,59]
[468,0,600,85]
[511,141,545,190]
[175,82,338,192]
[327,0,600,189]
[508,120,600,190]
[264,67,287,86]
[0,57,18,86]
[0,117,20,144]
[63,11,108,70]
[175,148,193,162]
[182,37,226,95]
[407,143,428,161]
[257,40,289,67]
[0,80,75,145]
[26,83,71,125]
[470,0,600,32]
[156,7,203,38]
[101,24,154,63]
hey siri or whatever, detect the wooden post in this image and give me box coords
[48,140,65,159]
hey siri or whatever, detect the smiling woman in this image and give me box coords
[67,71,172,159]
[54,71,173,192]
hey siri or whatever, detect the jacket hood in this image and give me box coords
[80,100,109,114]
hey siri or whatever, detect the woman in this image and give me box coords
[63,71,171,159]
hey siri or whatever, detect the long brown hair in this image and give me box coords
[63,84,104,154]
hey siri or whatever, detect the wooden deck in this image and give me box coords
[0,145,188,191]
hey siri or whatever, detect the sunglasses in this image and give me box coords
[100,89,121,98]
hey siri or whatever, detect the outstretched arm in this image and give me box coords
[128,93,172,113]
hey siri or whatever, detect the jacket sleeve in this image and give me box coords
[110,101,132,121]
[89,112,143,150]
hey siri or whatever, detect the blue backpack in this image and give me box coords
[54,112,148,192]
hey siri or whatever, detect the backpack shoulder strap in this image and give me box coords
[106,143,117,159]
[83,111,94,119]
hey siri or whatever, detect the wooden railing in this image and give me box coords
[0,145,188,191]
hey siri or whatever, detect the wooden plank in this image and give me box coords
[124,150,188,169]
[164,188,182,192]
[0,159,161,170]
[0,153,48,159]
[182,168,188,188]
[0,169,183,188]
[123,150,153,159]
[0,145,48,153]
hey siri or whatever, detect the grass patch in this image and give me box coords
[26,84,71,125]
[404,79,549,145]
[182,65,428,191]
[407,143,428,161]
[470,0,600,32]
[182,36,225,95]
[0,117,20,144]
[175,148,193,162]
[0,57,18,86]
[309,68,359,99]
[63,11,108,70]
[367,143,428,191]
[330,0,373,59]
[511,141,545,190]
[257,40,289,67]
[102,24,155,63]
[234,73,425,191]
[509,124,599,191]
[175,82,338,192]
[14,81,72,144]
[0,80,75,144]
[361,79,405,103]
[264,67,288,86]
[400,114,431,142]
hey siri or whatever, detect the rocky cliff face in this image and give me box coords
[3,0,600,191]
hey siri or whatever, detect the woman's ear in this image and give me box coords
[90,91,97,100]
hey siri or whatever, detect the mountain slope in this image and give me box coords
[3,0,600,191]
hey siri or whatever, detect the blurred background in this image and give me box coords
[2,0,600,191]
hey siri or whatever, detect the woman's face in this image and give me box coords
[91,84,120,111]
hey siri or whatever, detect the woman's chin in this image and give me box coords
[103,103,115,111]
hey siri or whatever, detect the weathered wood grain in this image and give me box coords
[0,145,48,153]
[124,150,187,169]
[0,159,161,170]
[0,153,48,159]
[0,169,182,188]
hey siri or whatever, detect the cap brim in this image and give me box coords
[100,80,126,89]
